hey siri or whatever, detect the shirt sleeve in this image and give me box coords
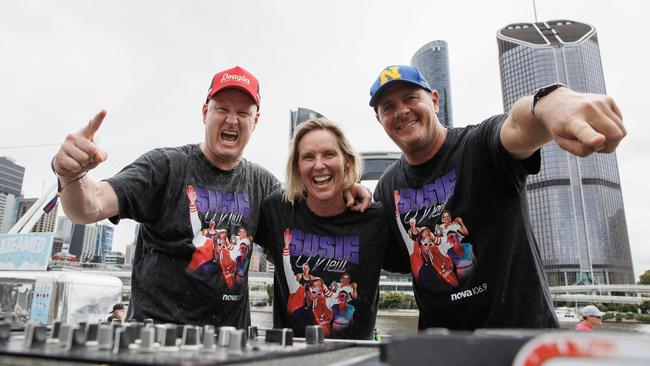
[471,115,541,189]
[105,148,171,224]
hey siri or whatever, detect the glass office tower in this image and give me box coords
[497,20,633,286]
[411,40,453,127]
[289,108,325,140]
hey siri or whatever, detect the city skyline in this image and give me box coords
[412,40,454,127]
[497,20,634,285]
[1,0,648,277]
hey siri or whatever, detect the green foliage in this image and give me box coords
[379,292,416,309]
[601,303,638,313]
[640,300,650,314]
[637,314,650,323]
[266,284,273,305]
[638,269,650,285]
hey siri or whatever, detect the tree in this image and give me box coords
[266,284,274,305]
[639,270,650,285]
[640,300,650,314]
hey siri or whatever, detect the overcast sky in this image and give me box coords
[1,0,648,278]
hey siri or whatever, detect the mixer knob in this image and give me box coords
[97,324,113,350]
[265,328,293,346]
[139,326,155,352]
[305,325,324,344]
[181,325,200,349]
[202,325,216,349]
[217,326,236,347]
[228,329,245,352]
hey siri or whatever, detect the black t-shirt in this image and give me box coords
[374,115,559,330]
[106,144,279,327]
[255,190,403,339]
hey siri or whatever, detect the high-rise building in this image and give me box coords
[0,157,25,232]
[0,192,17,233]
[125,244,135,266]
[81,224,98,262]
[104,251,125,265]
[0,157,25,197]
[94,223,115,262]
[68,224,86,259]
[411,40,454,127]
[497,20,634,286]
[289,108,325,139]
[16,197,58,233]
[56,217,74,244]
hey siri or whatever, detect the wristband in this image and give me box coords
[531,83,566,117]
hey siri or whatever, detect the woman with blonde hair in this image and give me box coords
[255,118,405,340]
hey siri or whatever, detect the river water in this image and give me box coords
[251,309,650,337]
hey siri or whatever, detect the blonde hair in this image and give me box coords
[284,118,362,204]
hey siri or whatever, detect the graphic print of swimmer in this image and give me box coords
[283,228,333,336]
[185,184,245,289]
[394,190,459,287]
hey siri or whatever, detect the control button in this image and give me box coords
[47,321,61,343]
[86,323,99,343]
[217,326,236,347]
[66,327,86,350]
[161,324,178,348]
[139,327,155,352]
[97,324,113,350]
[228,329,245,352]
[112,327,131,354]
[265,328,293,346]
[0,322,10,342]
[181,325,200,348]
[202,325,216,349]
[24,324,48,348]
[305,325,324,344]
[247,326,258,340]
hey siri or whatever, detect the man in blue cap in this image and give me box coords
[370,65,625,329]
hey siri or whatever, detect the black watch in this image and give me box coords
[531,83,566,117]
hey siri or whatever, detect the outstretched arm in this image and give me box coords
[186,185,202,232]
[501,87,625,159]
[53,110,118,223]
[393,191,414,255]
[454,216,469,236]
[283,229,300,293]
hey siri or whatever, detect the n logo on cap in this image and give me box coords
[379,66,401,86]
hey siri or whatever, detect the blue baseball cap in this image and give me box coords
[369,65,432,107]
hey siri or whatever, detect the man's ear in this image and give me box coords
[431,90,440,114]
[252,111,260,131]
[202,102,209,123]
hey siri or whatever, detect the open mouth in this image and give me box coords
[312,175,332,186]
[397,120,418,131]
[221,130,239,142]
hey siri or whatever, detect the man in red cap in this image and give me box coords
[51,66,371,328]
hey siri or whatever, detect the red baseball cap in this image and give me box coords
[206,66,260,107]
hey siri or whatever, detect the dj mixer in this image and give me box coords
[0,320,359,365]
[3,320,650,366]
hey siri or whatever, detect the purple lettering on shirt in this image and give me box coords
[194,186,252,218]
[195,187,210,212]
[398,169,456,213]
[287,229,360,264]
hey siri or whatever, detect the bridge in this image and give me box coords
[548,284,650,305]
[75,268,650,305]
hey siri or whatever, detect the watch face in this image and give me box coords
[532,83,565,115]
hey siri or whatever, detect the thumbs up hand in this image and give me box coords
[53,110,109,183]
